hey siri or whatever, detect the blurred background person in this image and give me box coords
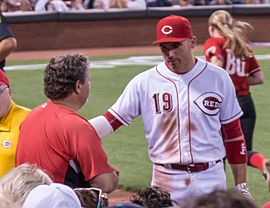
[0,163,53,208]
[209,0,232,5]
[107,187,173,208]
[204,10,268,188]
[181,189,258,208]
[146,0,172,7]
[0,13,17,71]
[0,70,30,178]
[22,183,82,208]
[74,187,109,208]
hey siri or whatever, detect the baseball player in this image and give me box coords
[203,10,269,190]
[90,15,252,206]
[0,12,17,71]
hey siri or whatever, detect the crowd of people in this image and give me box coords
[0,7,270,208]
[0,0,269,13]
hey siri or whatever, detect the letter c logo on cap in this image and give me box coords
[161,25,173,35]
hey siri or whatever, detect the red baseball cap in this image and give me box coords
[153,15,193,45]
[0,70,10,87]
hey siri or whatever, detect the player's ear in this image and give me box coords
[190,36,196,49]
[74,80,81,94]
[208,25,213,36]
[8,87,12,96]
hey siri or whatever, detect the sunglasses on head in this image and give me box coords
[74,187,108,208]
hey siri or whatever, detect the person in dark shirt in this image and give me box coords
[0,12,17,71]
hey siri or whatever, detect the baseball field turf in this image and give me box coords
[6,47,270,206]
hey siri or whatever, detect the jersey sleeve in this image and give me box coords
[0,13,14,40]
[219,71,243,124]
[246,54,261,75]
[68,120,113,181]
[204,38,224,62]
[109,76,141,126]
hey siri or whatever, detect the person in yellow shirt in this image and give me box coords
[0,70,30,177]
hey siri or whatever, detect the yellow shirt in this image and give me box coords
[0,101,30,177]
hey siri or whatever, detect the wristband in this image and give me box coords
[225,139,247,164]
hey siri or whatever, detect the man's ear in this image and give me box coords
[74,80,81,94]
[191,36,196,49]
[8,87,12,96]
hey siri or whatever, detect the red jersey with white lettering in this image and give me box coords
[108,58,242,165]
[204,37,261,96]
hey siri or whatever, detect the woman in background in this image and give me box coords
[204,10,269,190]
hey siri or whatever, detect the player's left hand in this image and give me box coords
[236,182,254,200]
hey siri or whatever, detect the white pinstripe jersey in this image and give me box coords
[109,57,243,164]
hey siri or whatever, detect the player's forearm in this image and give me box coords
[0,37,17,61]
[230,163,247,185]
[248,71,264,85]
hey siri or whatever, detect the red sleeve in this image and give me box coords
[222,119,247,164]
[69,119,113,181]
[246,54,261,75]
[103,111,123,131]
[204,37,224,62]
[222,118,243,140]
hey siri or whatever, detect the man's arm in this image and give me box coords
[222,119,247,185]
[224,136,247,185]
[89,111,123,138]
[0,37,17,61]
[248,70,264,86]
[89,169,119,193]
[222,119,252,198]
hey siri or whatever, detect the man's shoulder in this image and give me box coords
[203,59,230,77]
[10,103,30,119]
[205,36,226,44]
[14,104,31,113]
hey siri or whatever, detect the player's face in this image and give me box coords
[0,84,12,119]
[159,37,196,73]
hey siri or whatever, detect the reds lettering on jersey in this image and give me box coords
[109,58,243,164]
[204,37,261,96]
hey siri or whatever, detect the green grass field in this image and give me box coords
[6,48,270,206]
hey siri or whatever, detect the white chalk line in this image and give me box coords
[5,54,270,71]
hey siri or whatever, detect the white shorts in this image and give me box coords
[151,161,226,207]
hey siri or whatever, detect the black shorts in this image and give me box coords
[237,95,256,151]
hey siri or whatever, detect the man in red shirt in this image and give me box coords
[16,54,119,193]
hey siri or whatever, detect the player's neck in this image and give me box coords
[212,30,223,38]
[50,98,80,112]
[166,57,196,75]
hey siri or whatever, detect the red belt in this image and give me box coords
[156,160,222,173]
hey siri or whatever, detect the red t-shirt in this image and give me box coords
[16,101,113,184]
[204,37,261,96]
